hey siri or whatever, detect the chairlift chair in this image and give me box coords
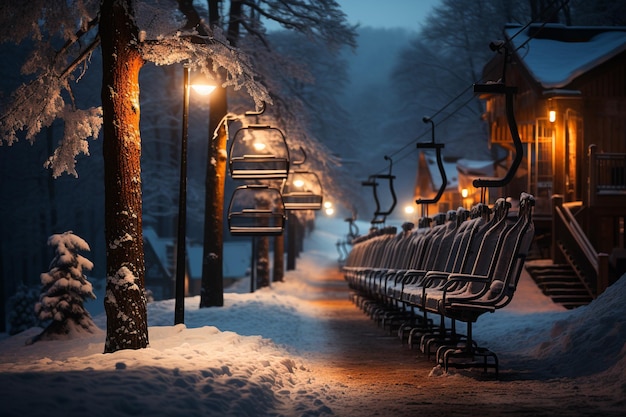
[227,185,286,236]
[228,125,290,180]
[281,170,323,210]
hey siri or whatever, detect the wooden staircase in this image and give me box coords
[525,259,594,309]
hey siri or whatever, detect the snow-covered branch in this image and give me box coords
[43,106,103,178]
[141,32,271,109]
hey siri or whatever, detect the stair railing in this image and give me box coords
[552,195,609,297]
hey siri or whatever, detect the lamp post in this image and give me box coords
[175,65,215,325]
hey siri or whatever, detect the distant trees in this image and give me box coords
[7,284,42,335]
[391,0,530,161]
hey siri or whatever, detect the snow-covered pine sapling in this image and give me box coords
[30,231,99,344]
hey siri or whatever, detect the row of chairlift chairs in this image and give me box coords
[339,62,534,375]
[226,107,324,237]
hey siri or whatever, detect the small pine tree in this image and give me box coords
[30,231,99,343]
[7,283,43,335]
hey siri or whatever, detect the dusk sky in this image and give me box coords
[336,0,441,31]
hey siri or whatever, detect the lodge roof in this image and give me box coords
[505,23,626,89]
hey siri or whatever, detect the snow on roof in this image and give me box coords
[506,24,626,89]
[188,241,252,280]
[144,228,252,280]
[456,158,494,177]
[187,245,203,279]
[143,227,171,274]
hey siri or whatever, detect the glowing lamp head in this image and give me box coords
[293,179,305,188]
[253,142,266,151]
[404,205,415,215]
[461,188,469,198]
[191,84,216,96]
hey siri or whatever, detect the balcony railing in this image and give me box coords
[589,145,626,203]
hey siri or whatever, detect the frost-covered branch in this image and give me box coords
[43,106,103,178]
[141,32,271,109]
[0,1,102,176]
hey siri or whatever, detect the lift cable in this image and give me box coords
[366,0,571,176]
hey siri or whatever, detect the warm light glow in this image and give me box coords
[323,201,333,209]
[548,110,556,123]
[461,188,469,198]
[293,179,305,188]
[191,84,216,95]
[253,142,266,151]
[325,207,334,216]
[404,205,415,215]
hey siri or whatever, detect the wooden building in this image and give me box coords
[478,23,626,307]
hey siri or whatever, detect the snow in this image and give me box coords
[1,216,625,416]
[506,24,626,89]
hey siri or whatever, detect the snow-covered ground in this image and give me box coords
[0,216,625,416]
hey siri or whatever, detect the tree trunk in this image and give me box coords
[287,212,297,270]
[273,235,284,282]
[256,236,270,288]
[199,0,242,307]
[199,83,227,307]
[100,0,149,352]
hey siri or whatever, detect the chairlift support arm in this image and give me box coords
[472,45,523,189]
[415,117,447,206]
[362,156,397,223]
[374,156,397,217]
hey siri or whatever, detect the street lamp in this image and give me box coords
[323,201,334,216]
[404,204,416,221]
[175,65,215,325]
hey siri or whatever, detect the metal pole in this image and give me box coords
[175,65,190,325]
[250,237,256,293]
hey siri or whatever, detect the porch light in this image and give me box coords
[548,99,556,123]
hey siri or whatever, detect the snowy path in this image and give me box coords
[292,256,625,417]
